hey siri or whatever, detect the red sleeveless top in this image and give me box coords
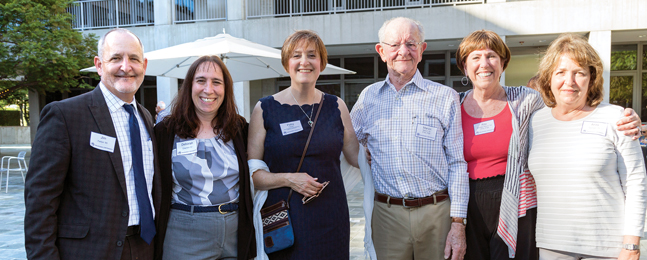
[461,104,512,180]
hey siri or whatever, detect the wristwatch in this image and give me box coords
[452,217,467,226]
[623,243,640,251]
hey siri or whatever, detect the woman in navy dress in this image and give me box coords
[247,30,360,259]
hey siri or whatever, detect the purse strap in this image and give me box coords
[287,93,325,208]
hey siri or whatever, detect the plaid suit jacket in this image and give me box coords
[24,86,162,260]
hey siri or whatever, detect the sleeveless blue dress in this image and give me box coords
[261,94,350,260]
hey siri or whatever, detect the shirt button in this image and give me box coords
[117,240,123,247]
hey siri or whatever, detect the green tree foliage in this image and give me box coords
[609,50,637,107]
[0,0,98,99]
[0,88,29,126]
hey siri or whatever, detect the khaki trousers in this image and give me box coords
[372,197,451,260]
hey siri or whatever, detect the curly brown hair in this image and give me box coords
[536,34,604,108]
[163,56,243,142]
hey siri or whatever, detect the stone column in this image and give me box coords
[588,31,611,103]
[234,81,251,121]
[27,88,41,144]
[156,77,178,109]
[154,0,172,25]
[227,0,245,20]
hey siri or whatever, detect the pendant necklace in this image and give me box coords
[289,88,315,127]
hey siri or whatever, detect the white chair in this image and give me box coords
[1,151,28,193]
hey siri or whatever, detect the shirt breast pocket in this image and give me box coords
[408,113,442,159]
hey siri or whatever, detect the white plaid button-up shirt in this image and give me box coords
[100,83,155,225]
[350,70,469,217]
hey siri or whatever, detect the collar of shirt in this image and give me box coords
[381,69,428,93]
[99,82,139,114]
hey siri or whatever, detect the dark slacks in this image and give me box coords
[465,175,538,260]
[121,234,154,260]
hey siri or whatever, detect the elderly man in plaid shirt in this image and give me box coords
[350,17,468,260]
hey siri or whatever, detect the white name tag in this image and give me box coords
[474,120,496,136]
[177,140,198,155]
[279,120,303,136]
[415,124,437,141]
[581,121,607,136]
[90,132,116,153]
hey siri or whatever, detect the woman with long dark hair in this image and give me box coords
[154,56,256,260]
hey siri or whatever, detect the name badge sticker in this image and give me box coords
[280,120,304,136]
[581,121,608,136]
[474,120,496,136]
[177,140,198,155]
[90,132,116,153]
[415,124,437,141]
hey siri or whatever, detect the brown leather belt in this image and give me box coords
[374,190,449,208]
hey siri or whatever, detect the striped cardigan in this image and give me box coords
[460,86,544,258]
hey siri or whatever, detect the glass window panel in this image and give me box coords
[429,79,445,85]
[609,75,634,108]
[452,79,472,94]
[316,83,341,97]
[143,87,157,117]
[642,73,647,122]
[319,58,341,80]
[643,45,647,71]
[345,82,371,111]
[450,52,463,76]
[418,53,445,77]
[344,57,374,79]
[611,45,637,71]
[378,60,388,78]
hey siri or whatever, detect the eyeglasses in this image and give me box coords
[381,41,423,51]
[302,181,330,204]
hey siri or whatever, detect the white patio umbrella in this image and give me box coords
[82,32,355,80]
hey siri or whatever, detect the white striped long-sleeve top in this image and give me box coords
[528,103,647,257]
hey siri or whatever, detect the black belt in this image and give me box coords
[171,203,239,214]
[126,225,140,237]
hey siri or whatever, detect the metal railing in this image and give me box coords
[67,0,154,30]
[173,0,227,23]
[247,0,484,18]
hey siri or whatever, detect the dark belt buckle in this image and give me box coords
[218,203,229,214]
[402,196,413,209]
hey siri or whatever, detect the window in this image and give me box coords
[611,45,637,71]
[418,53,445,77]
[344,57,374,79]
[319,58,341,80]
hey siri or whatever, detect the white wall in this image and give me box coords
[83,0,647,53]
[0,127,31,144]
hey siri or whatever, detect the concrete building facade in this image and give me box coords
[34,0,647,128]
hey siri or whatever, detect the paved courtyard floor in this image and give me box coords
[2,144,647,260]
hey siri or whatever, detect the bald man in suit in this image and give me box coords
[24,28,161,260]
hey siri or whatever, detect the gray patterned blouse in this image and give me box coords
[171,136,239,206]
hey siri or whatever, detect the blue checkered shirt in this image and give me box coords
[350,70,469,217]
[100,83,156,225]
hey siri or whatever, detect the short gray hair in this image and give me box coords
[97,28,145,59]
[378,17,425,43]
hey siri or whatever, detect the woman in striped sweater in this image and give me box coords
[529,33,646,260]
[455,30,642,260]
